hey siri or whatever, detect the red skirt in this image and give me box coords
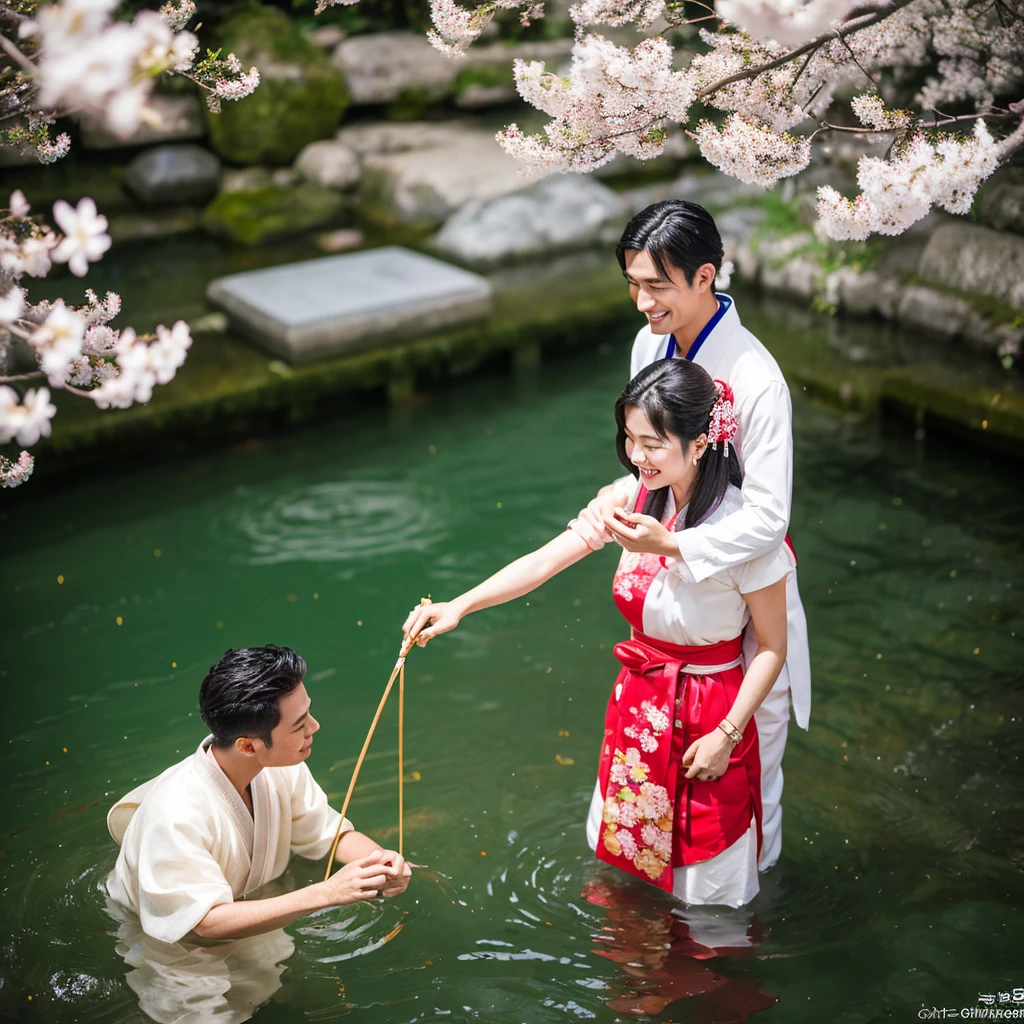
[594,633,762,892]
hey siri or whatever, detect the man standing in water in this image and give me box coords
[572,201,811,872]
[106,645,412,943]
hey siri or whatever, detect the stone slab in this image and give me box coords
[206,246,493,365]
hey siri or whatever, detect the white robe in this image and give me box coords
[106,736,353,945]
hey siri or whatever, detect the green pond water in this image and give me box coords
[1,308,1022,1024]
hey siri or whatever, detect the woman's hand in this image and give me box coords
[321,851,389,906]
[402,601,462,647]
[682,729,735,782]
[603,508,678,559]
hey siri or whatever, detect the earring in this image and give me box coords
[692,456,698,467]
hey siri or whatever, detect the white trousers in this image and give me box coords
[749,567,809,872]
[752,671,790,872]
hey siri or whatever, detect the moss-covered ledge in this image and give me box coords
[36,265,637,473]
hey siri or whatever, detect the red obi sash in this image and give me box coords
[595,632,762,892]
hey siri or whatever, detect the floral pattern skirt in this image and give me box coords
[594,633,762,892]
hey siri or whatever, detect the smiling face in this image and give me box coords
[246,682,320,768]
[622,248,718,337]
[623,405,705,494]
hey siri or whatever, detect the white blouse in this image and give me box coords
[577,484,793,647]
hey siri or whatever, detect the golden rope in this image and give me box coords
[323,598,430,882]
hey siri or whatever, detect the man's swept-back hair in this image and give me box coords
[199,645,307,749]
[616,200,724,286]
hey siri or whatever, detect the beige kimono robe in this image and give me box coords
[106,736,353,944]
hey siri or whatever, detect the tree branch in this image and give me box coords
[996,100,1024,160]
[695,0,918,101]
[0,4,29,25]
[0,370,44,383]
[0,26,36,74]
[807,109,1018,140]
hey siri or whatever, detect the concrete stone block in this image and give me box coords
[206,246,492,364]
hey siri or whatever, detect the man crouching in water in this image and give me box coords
[106,645,411,943]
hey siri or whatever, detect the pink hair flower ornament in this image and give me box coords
[708,380,738,458]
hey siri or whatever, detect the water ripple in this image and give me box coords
[220,480,448,566]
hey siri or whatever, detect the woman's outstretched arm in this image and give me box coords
[402,529,593,644]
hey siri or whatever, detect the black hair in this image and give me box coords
[615,359,741,530]
[199,645,307,749]
[615,200,724,286]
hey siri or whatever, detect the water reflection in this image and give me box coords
[581,879,777,1019]
[110,905,294,1024]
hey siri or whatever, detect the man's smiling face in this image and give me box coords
[252,682,320,768]
[622,248,717,337]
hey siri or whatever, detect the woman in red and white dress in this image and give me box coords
[403,358,790,907]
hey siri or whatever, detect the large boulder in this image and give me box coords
[359,130,527,228]
[294,140,361,191]
[206,6,348,166]
[433,175,623,266]
[917,222,1024,311]
[335,120,475,159]
[201,183,348,245]
[333,32,571,111]
[81,92,206,150]
[122,144,221,206]
[977,169,1024,236]
[333,32,454,108]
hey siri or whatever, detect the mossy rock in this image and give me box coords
[205,6,348,166]
[385,86,436,122]
[201,184,347,245]
[454,63,515,93]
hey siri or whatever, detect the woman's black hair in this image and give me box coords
[615,200,724,285]
[615,359,741,530]
[199,645,307,748]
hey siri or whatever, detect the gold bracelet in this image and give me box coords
[718,719,743,745]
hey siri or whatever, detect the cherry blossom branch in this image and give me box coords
[0,371,46,383]
[0,27,36,73]
[694,0,918,101]
[996,101,1024,159]
[807,108,1021,141]
[0,4,29,25]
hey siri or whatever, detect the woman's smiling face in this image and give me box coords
[622,248,717,336]
[623,405,695,491]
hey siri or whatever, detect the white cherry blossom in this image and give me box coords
[0,386,57,446]
[9,191,30,219]
[29,300,86,385]
[51,198,111,278]
[0,287,25,326]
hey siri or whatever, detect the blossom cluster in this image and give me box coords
[2,0,259,156]
[32,0,199,141]
[425,0,544,57]
[816,119,1001,240]
[497,34,695,173]
[1,192,192,487]
[691,113,811,188]
[427,0,1023,241]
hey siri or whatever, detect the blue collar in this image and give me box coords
[664,294,731,360]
